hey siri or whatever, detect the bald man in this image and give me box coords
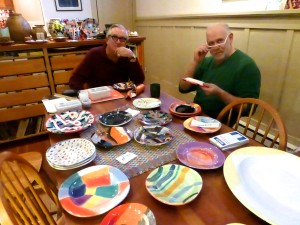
[179,23,261,119]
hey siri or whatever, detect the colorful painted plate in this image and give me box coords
[183,116,221,133]
[146,164,203,205]
[99,111,133,126]
[176,141,225,169]
[138,110,173,126]
[99,203,156,225]
[224,147,300,225]
[90,126,132,149]
[134,125,173,146]
[113,82,134,91]
[46,138,96,167]
[58,165,130,217]
[46,110,94,134]
[133,98,161,109]
[169,102,201,118]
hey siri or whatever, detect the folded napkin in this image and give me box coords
[190,119,220,128]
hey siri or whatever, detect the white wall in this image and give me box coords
[136,0,285,17]
[13,0,45,26]
[40,0,93,23]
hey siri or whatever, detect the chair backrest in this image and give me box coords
[216,98,287,150]
[0,151,63,225]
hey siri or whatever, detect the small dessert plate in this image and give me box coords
[98,111,133,126]
[138,110,172,126]
[176,141,225,170]
[90,126,132,149]
[134,125,173,146]
[133,98,161,109]
[183,116,221,133]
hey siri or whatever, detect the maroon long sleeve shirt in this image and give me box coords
[69,45,145,90]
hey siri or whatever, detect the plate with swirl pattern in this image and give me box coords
[146,164,203,205]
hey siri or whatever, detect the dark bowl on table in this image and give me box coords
[53,37,69,42]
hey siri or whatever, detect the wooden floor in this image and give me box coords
[1,134,51,154]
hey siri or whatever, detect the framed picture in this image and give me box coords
[54,0,82,11]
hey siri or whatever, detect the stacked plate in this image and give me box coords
[169,101,201,118]
[46,138,96,170]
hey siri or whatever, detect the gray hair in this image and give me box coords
[207,23,231,35]
[106,24,129,40]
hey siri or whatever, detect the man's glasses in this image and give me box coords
[109,35,128,43]
[207,34,230,49]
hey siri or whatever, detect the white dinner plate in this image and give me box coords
[224,146,300,225]
[133,98,161,109]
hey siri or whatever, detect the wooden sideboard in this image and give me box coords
[0,37,145,144]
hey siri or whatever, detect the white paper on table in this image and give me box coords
[116,152,137,164]
[125,108,140,117]
[42,98,67,114]
[190,119,220,128]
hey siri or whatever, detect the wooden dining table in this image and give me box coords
[43,85,269,225]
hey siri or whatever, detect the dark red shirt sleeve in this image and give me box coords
[69,45,145,90]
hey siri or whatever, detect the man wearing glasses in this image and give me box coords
[179,23,261,119]
[69,24,145,90]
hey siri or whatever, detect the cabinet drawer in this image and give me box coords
[0,58,46,77]
[0,88,50,108]
[0,74,49,92]
[53,70,73,84]
[50,54,85,70]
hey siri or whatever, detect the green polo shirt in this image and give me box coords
[179,49,261,118]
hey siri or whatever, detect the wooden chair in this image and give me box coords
[0,151,64,225]
[216,98,287,150]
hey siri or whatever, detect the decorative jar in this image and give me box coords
[5,13,31,43]
[31,25,47,40]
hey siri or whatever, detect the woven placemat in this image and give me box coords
[80,115,196,178]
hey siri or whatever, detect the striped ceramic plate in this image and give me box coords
[145,164,203,205]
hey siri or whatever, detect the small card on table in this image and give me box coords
[116,152,137,164]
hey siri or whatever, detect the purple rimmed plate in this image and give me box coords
[176,141,225,169]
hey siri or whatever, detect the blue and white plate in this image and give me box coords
[46,110,94,134]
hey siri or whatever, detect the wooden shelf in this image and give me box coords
[0,37,146,144]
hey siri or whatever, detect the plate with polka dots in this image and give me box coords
[46,138,96,170]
